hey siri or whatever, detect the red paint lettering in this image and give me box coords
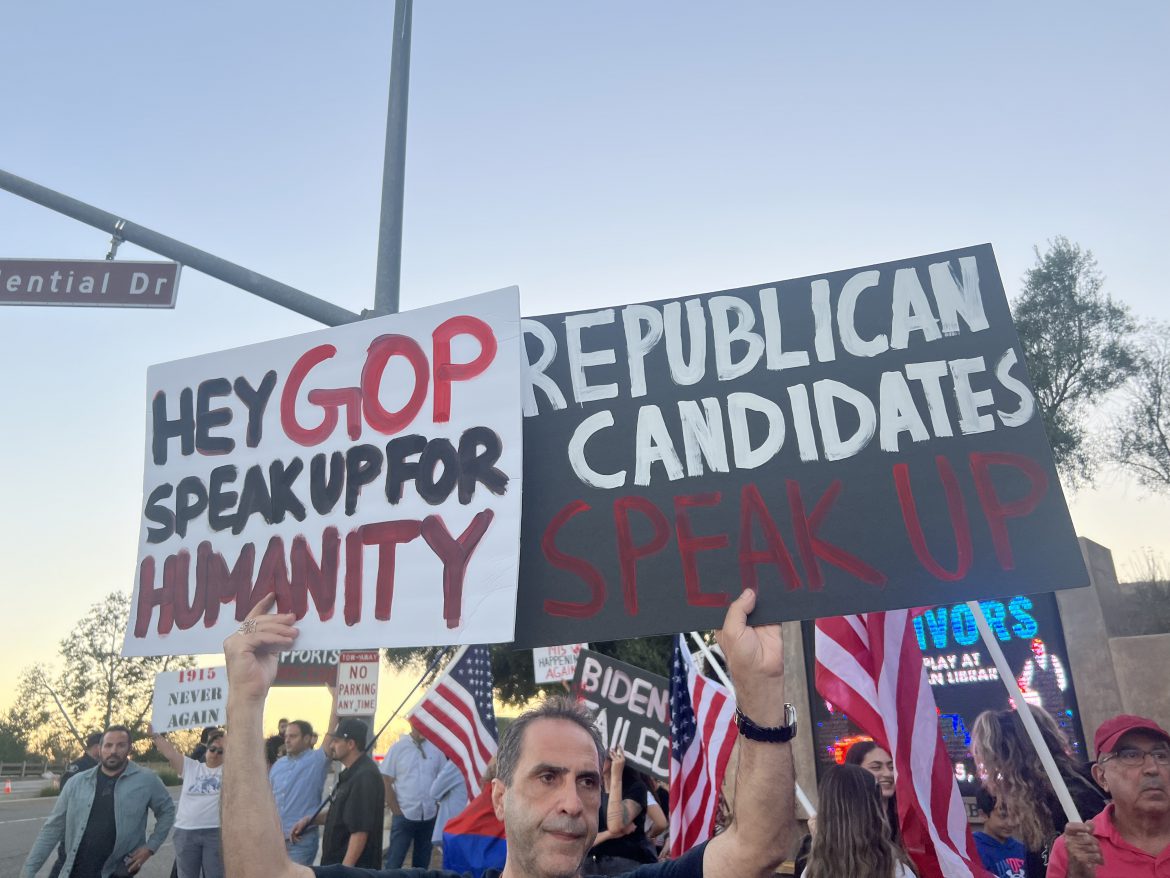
[361,520,423,621]
[894,457,972,581]
[432,316,497,423]
[738,483,801,592]
[613,496,670,615]
[787,479,886,588]
[361,335,430,434]
[421,510,495,629]
[969,452,1048,570]
[541,500,607,619]
[674,493,732,608]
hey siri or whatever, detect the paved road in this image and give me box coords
[0,786,180,878]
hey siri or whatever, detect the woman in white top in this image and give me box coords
[803,763,917,878]
[151,726,226,878]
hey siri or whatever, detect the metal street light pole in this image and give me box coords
[372,0,414,316]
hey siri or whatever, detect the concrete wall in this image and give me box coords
[1056,538,1125,745]
[1109,633,1170,732]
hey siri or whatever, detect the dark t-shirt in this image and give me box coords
[70,770,119,878]
[311,839,707,878]
[591,773,654,863]
[322,754,385,868]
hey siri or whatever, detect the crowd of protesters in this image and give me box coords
[19,597,1170,877]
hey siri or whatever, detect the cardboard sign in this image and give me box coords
[151,667,227,733]
[572,650,671,779]
[516,245,1087,648]
[336,650,380,717]
[275,649,342,687]
[532,642,586,684]
[124,288,525,656]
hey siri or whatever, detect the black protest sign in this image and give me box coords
[274,649,341,687]
[571,649,671,780]
[515,244,1087,648]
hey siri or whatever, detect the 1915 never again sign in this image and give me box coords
[514,245,1088,648]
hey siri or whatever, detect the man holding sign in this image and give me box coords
[223,589,797,878]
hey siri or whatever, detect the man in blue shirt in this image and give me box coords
[271,715,336,866]
[973,787,1028,878]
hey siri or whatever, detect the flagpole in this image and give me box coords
[966,599,1081,824]
[686,632,817,818]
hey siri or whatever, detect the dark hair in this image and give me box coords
[288,720,314,737]
[199,726,219,744]
[844,739,882,765]
[496,696,604,786]
[975,786,997,816]
[85,732,104,748]
[102,725,132,744]
[206,729,226,746]
[805,765,906,878]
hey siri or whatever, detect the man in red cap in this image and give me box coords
[1048,713,1170,876]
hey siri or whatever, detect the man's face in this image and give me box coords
[284,724,310,756]
[1093,731,1170,820]
[983,798,1016,842]
[327,736,354,763]
[491,719,602,878]
[100,731,131,774]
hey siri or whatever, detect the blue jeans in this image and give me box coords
[384,813,437,868]
[286,830,319,866]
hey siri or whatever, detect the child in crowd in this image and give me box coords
[972,787,1028,878]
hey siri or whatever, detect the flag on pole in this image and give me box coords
[408,645,498,797]
[668,633,738,857]
[814,610,988,878]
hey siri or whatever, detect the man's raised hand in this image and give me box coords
[224,594,299,702]
[715,588,785,726]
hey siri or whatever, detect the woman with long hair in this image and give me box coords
[804,764,915,878]
[971,705,1106,874]
[845,740,901,843]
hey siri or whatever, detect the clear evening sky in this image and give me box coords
[1,3,1167,733]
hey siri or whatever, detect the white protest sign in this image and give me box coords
[336,650,380,717]
[151,667,227,733]
[124,287,524,656]
[532,642,587,684]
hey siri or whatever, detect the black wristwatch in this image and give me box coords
[735,703,797,743]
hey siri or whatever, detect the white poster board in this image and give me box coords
[151,667,227,733]
[124,287,524,656]
[336,650,380,717]
[532,642,587,684]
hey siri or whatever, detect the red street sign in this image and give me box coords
[0,258,180,308]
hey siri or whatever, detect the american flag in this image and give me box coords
[668,633,738,858]
[408,645,498,797]
[815,610,987,878]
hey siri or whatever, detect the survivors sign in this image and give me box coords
[516,245,1087,647]
[124,288,524,656]
[572,650,671,779]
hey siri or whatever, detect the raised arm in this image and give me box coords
[604,750,640,833]
[150,727,186,775]
[222,595,313,878]
[703,589,797,878]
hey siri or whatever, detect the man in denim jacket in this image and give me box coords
[23,726,176,878]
